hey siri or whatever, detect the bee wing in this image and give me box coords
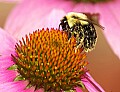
[77,17,104,30]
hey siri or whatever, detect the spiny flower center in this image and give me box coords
[11,28,88,91]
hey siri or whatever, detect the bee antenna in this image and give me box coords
[58,23,61,30]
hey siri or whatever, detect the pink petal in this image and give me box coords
[0,70,17,84]
[0,28,16,55]
[5,0,73,40]
[0,55,14,70]
[94,2,120,59]
[0,81,29,92]
[38,9,66,29]
[0,54,18,85]
[74,87,83,92]
[82,73,105,92]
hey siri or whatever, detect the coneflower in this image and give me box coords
[0,28,104,92]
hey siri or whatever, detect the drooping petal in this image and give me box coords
[0,70,16,84]
[36,9,66,29]
[0,28,16,55]
[95,1,120,59]
[0,55,14,70]
[12,9,66,40]
[5,0,74,40]
[0,81,31,92]
[82,73,105,92]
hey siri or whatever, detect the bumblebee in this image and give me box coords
[59,12,104,52]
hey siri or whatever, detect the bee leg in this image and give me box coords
[58,23,61,30]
